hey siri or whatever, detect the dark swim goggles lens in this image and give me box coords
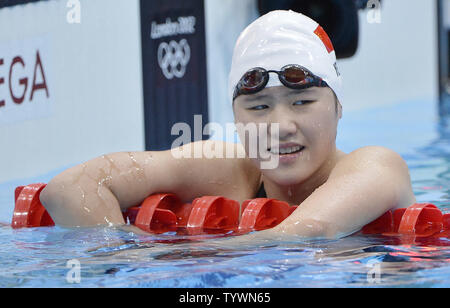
[242,68,267,89]
[283,66,310,83]
[233,65,328,101]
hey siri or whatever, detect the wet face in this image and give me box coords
[233,86,342,186]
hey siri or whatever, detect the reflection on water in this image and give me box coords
[408,116,450,207]
[2,224,450,287]
[0,113,450,287]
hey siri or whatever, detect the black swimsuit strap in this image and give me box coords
[255,181,267,198]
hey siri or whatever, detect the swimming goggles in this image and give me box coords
[233,64,329,101]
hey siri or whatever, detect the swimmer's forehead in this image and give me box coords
[239,87,320,103]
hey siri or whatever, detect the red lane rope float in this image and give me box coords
[11,183,450,239]
[187,196,240,235]
[362,204,447,238]
[398,203,443,237]
[443,214,450,232]
[239,199,292,233]
[134,193,193,234]
[12,183,54,229]
[361,211,394,235]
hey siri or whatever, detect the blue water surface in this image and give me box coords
[1,99,449,288]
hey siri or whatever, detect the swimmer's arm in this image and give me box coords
[270,146,417,239]
[39,151,181,227]
[40,141,258,227]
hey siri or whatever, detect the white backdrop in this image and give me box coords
[0,0,145,183]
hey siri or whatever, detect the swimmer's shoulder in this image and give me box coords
[332,146,416,208]
[333,146,407,171]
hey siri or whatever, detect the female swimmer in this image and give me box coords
[39,10,416,239]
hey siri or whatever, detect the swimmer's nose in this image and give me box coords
[269,120,297,141]
[268,107,298,139]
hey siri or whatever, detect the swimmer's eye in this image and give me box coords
[248,105,269,111]
[247,100,315,110]
[293,100,315,106]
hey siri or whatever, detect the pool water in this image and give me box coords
[1,99,450,288]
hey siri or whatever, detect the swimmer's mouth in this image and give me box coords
[268,145,305,155]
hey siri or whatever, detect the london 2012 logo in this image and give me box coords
[157,39,191,80]
[151,16,196,80]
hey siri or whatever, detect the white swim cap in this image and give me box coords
[229,10,343,104]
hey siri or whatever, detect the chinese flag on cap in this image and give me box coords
[314,26,334,54]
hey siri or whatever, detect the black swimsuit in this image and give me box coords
[255,182,267,198]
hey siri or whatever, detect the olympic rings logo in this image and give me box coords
[157,39,191,80]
